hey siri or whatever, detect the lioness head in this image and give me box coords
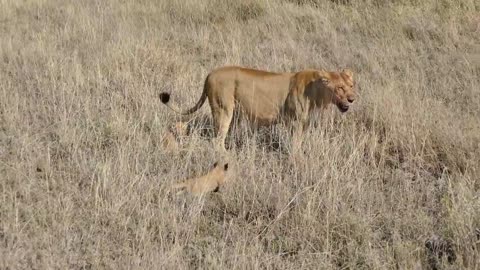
[319,69,355,113]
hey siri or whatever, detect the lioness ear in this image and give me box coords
[316,71,330,84]
[223,163,229,171]
[342,68,353,79]
[213,162,218,168]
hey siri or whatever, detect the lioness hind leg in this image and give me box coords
[211,107,234,151]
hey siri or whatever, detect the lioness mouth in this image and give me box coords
[338,104,349,113]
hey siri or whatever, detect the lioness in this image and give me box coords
[160,66,355,151]
[171,161,229,195]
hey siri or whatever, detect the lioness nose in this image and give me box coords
[347,98,354,103]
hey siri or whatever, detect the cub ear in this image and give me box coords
[223,163,229,171]
[342,68,353,79]
[213,162,218,168]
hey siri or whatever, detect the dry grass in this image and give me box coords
[1,0,479,269]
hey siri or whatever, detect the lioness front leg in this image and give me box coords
[289,119,307,153]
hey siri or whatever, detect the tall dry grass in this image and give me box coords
[1,0,479,269]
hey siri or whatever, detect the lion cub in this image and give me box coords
[161,121,189,151]
[171,161,229,195]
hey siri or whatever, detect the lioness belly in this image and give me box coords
[235,94,279,123]
[234,75,291,125]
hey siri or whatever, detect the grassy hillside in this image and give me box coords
[1,0,479,269]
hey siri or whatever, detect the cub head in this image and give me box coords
[212,161,229,172]
[318,69,356,113]
[211,161,229,184]
[170,121,189,137]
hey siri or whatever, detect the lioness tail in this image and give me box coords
[159,77,209,115]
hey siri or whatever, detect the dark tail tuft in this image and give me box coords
[159,92,170,104]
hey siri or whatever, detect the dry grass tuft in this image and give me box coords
[1,0,479,269]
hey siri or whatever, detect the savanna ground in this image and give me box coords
[1,0,480,269]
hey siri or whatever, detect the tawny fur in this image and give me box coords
[171,162,229,195]
[159,66,356,150]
